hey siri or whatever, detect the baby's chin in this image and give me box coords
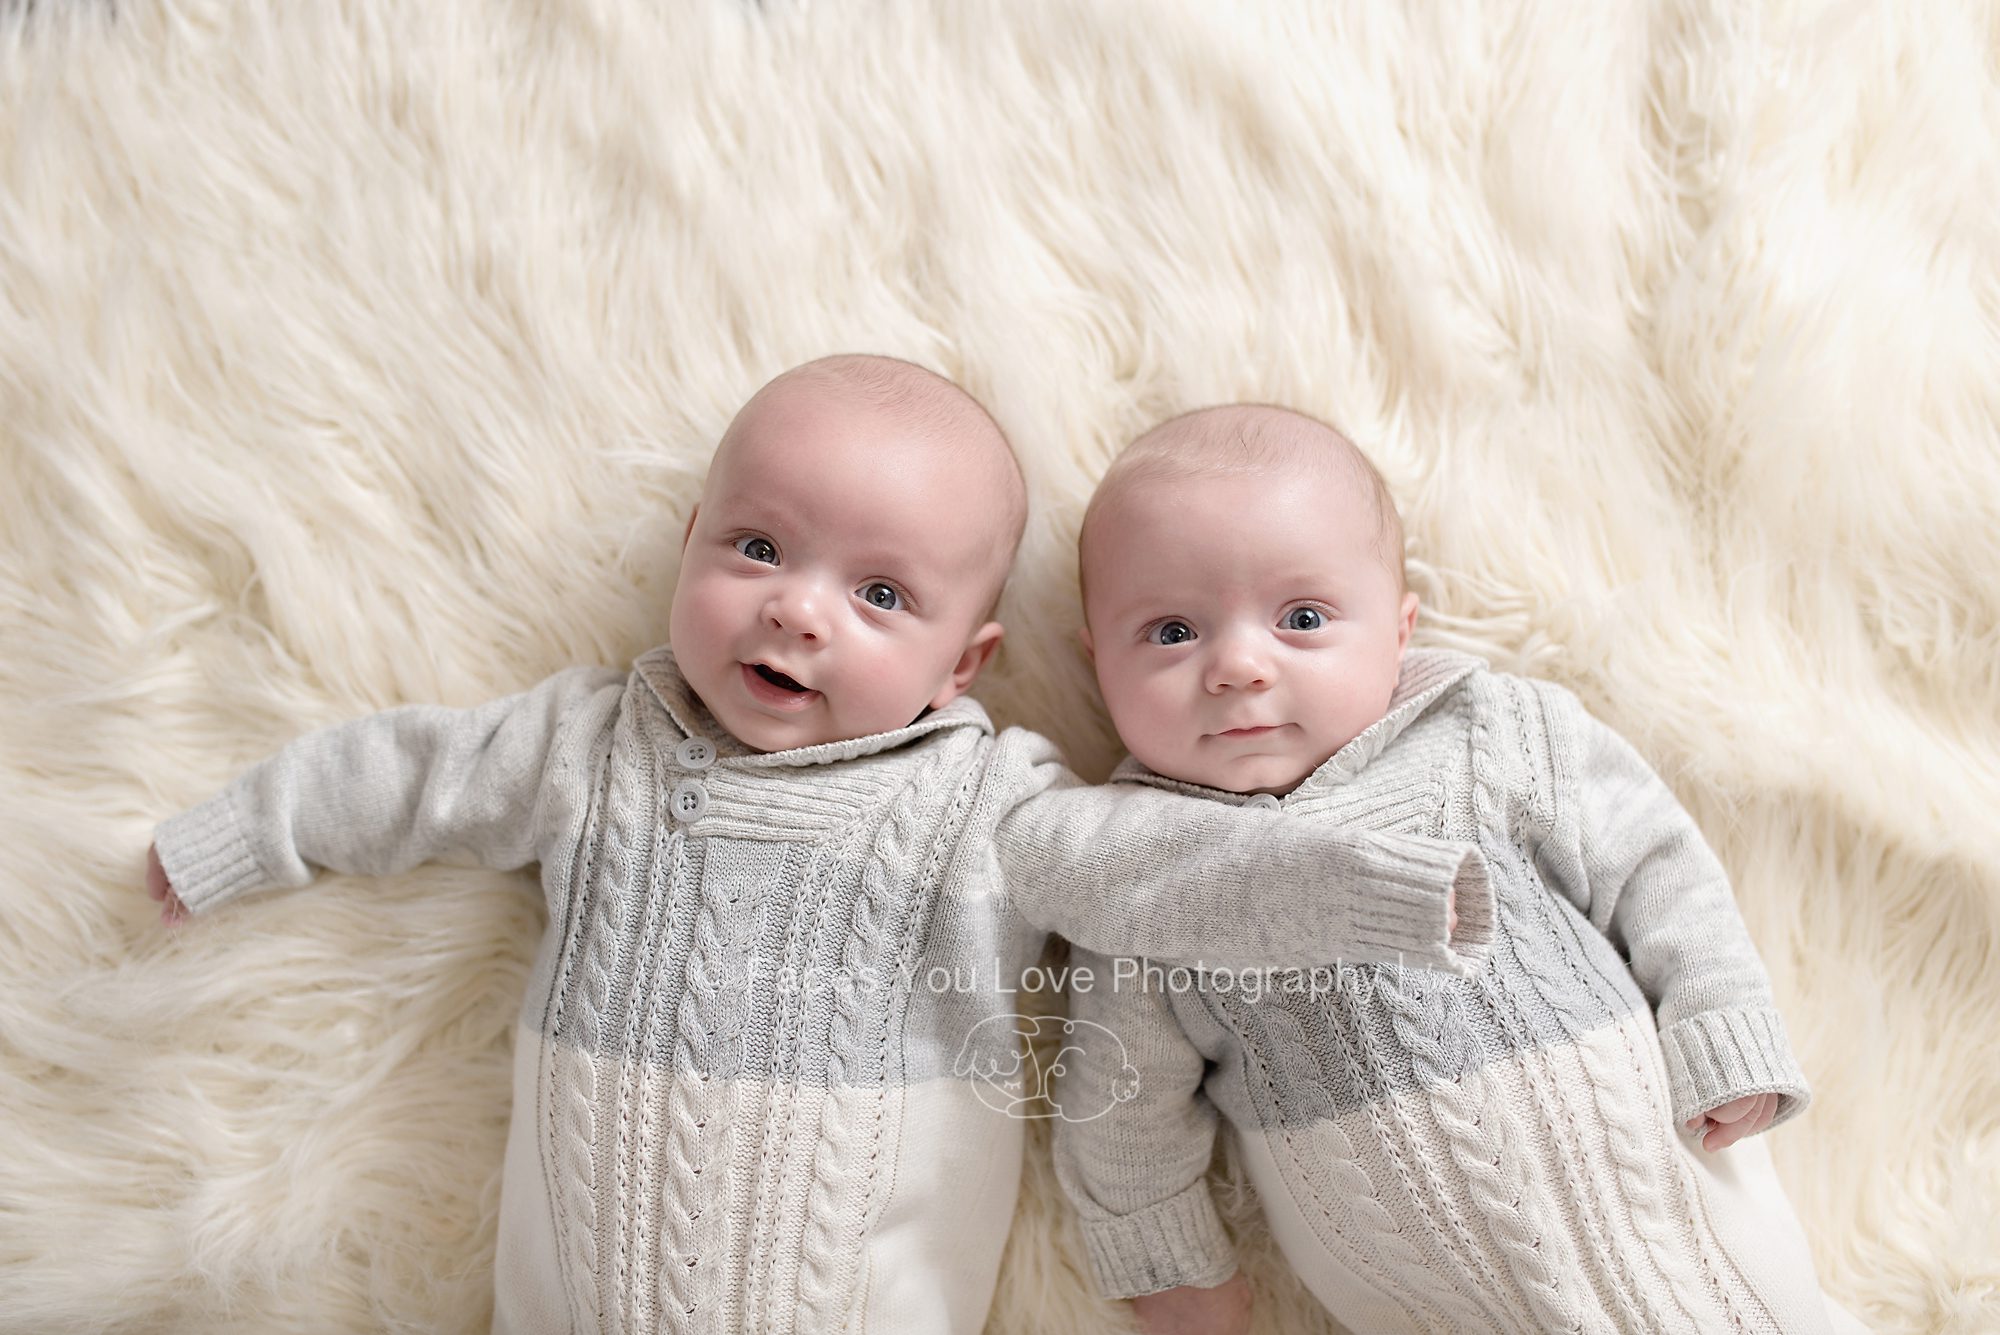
[1137,746,1320,798]
[703,685,937,754]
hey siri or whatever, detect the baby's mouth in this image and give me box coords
[740,661,822,713]
[751,663,810,693]
[1212,722,1287,738]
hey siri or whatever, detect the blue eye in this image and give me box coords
[1149,620,1196,646]
[1283,607,1325,631]
[860,582,902,611]
[735,536,778,564]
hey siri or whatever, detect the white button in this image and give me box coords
[1247,793,1281,811]
[671,779,709,821]
[675,736,715,770]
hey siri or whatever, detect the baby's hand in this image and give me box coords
[1130,1272,1252,1335]
[1684,1092,1778,1151]
[146,843,190,928]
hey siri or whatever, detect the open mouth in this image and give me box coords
[741,662,821,711]
[752,663,809,693]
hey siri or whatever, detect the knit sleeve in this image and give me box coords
[152,665,627,915]
[1052,947,1237,1299]
[987,729,1494,974]
[1528,680,1811,1133]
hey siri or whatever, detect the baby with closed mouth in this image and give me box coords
[1055,403,1867,1335]
[148,358,1492,1334]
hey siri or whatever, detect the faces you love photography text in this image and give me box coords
[681,951,1415,1008]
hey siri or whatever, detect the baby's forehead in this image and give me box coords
[715,446,1003,539]
[1081,406,1406,598]
[1091,442,1378,547]
[1142,408,1367,488]
[727,372,1018,495]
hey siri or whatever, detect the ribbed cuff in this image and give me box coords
[1080,1182,1238,1300]
[1661,1005,1812,1132]
[1338,834,1493,977]
[153,787,269,914]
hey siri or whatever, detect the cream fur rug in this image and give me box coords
[2,2,1995,1331]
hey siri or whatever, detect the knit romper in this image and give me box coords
[155,645,1491,1334]
[1056,649,1858,1335]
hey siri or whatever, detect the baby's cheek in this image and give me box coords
[691,580,760,659]
[667,575,722,646]
[1117,691,1183,761]
[840,648,928,731]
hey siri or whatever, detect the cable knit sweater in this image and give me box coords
[152,645,1494,1335]
[1054,649,1831,1335]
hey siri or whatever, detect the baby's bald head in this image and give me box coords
[714,354,1027,597]
[1082,403,1407,597]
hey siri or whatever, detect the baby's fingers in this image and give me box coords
[1701,1093,1762,1125]
[1701,1117,1751,1151]
[1710,1091,1777,1128]
[1692,1093,1777,1151]
[145,844,171,902]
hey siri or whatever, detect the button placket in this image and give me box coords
[668,735,716,819]
[671,778,709,822]
[668,734,715,823]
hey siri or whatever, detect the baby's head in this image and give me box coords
[670,354,1027,751]
[1079,404,1418,795]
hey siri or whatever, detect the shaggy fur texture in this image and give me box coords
[2,2,1995,1331]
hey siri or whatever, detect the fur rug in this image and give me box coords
[2,1,1995,1330]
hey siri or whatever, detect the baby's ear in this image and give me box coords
[933,621,1005,708]
[1397,592,1419,653]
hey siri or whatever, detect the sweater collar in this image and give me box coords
[631,644,993,768]
[1109,647,1485,803]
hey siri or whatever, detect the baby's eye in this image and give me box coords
[735,536,779,565]
[1148,620,1197,646]
[1282,607,1325,632]
[860,582,902,611]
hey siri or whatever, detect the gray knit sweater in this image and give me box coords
[153,646,1493,1335]
[1054,649,1815,1334]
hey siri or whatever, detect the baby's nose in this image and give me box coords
[765,587,830,640]
[1205,639,1273,691]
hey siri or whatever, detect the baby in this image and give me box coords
[1054,405,1866,1335]
[145,359,1495,1335]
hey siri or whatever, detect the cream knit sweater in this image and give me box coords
[1055,650,1832,1334]
[153,646,1492,1335]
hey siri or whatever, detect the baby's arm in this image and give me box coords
[991,732,1493,974]
[1052,948,1241,1318]
[150,665,625,917]
[1529,681,1811,1141]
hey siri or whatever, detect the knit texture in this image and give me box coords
[10,2,1994,1329]
[1054,650,1833,1333]
[153,647,1489,1335]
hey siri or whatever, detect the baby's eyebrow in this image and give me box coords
[710,491,801,536]
[1099,593,1178,626]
